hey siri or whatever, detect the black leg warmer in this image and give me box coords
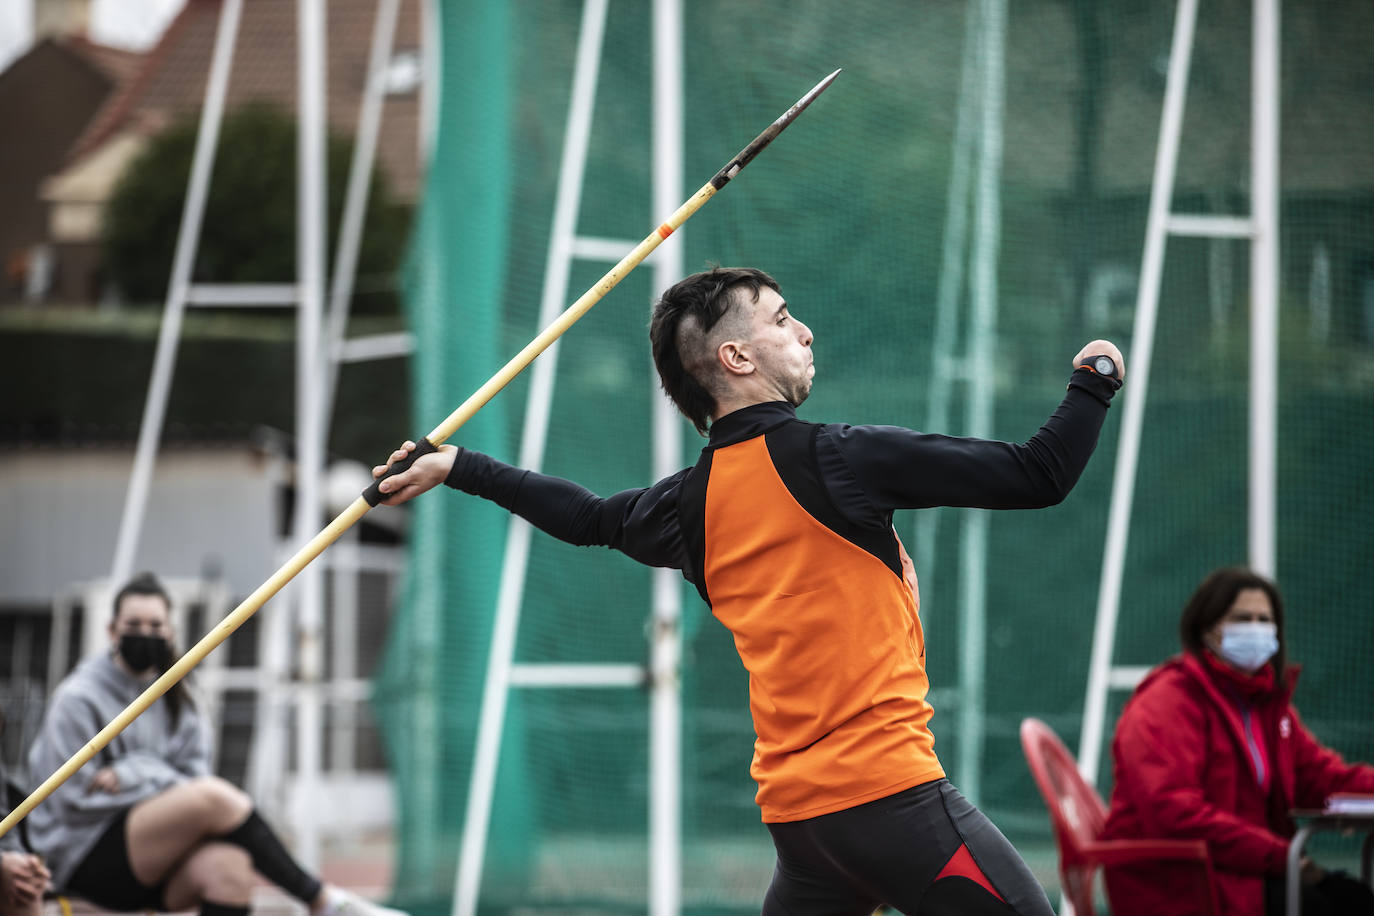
[218,810,324,904]
[201,901,251,916]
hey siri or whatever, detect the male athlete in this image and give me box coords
[373,267,1124,915]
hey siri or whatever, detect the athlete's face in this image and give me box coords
[740,286,814,407]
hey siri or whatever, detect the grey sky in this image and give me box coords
[0,0,186,72]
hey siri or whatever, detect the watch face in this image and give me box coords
[1092,355,1116,377]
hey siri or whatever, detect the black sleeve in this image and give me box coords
[824,368,1118,512]
[444,448,689,571]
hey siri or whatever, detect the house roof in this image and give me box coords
[67,0,424,200]
[0,33,151,265]
[58,35,147,86]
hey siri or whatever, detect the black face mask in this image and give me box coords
[118,633,172,674]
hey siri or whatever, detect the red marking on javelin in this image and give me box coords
[657,223,674,240]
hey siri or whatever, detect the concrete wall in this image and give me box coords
[0,444,285,604]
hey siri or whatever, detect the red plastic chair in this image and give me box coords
[1019,717,1219,916]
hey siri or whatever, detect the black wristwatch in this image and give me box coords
[1078,354,1118,379]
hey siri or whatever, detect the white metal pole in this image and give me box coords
[323,0,400,422]
[915,0,980,597]
[450,526,528,916]
[451,2,611,913]
[956,508,987,806]
[109,0,244,586]
[293,0,329,870]
[331,533,360,791]
[650,1,684,913]
[247,558,293,813]
[1249,0,1280,578]
[957,0,1006,807]
[409,1,444,885]
[1079,0,1199,785]
[419,0,439,172]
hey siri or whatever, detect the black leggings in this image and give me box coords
[66,809,169,911]
[763,779,1055,916]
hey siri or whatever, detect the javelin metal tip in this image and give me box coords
[791,68,842,115]
[710,69,844,189]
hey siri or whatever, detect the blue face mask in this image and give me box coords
[1217,621,1278,673]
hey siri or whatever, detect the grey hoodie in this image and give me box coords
[25,650,209,889]
[0,757,21,852]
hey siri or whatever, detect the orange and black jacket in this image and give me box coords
[445,368,1118,821]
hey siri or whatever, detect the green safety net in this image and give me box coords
[372,1,1374,912]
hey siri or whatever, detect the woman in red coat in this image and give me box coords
[1101,567,1374,916]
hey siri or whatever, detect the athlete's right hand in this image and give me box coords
[1072,339,1125,382]
[372,440,458,506]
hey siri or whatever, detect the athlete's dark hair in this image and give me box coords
[112,571,194,723]
[649,266,780,435]
[1178,565,1287,676]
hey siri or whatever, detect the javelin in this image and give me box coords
[0,67,842,841]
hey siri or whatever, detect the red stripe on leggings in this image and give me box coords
[934,843,1006,902]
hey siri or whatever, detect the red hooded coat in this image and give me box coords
[1101,652,1374,916]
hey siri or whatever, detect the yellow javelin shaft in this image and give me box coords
[0,68,840,842]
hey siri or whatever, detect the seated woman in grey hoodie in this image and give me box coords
[26,572,402,916]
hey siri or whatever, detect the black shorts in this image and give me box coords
[65,809,168,912]
[763,778,1055,916]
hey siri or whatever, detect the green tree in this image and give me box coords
[102,103,410,313]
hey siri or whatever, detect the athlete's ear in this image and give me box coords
[717,340,754,377]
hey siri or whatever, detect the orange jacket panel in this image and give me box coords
[704,435,944,822]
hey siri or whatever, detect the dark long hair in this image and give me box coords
[112,572,194,726]
[1178,566,1287,677]
[649,267,780,434]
